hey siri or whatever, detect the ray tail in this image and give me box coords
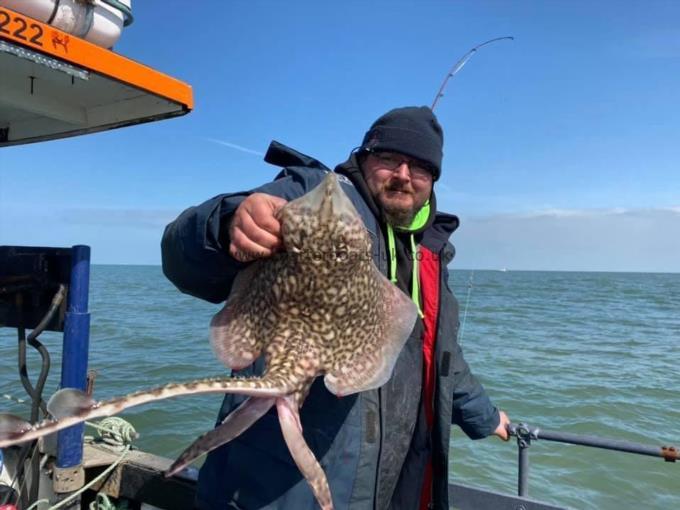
[277,395,333,510]
[0,376,291,448]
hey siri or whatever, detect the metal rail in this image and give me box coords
[507,422,678,498]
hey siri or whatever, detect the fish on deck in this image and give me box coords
[0,172,417,510]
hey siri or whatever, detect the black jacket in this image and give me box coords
[160,142,500,510]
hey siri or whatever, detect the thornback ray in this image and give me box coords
[0,173,418,510]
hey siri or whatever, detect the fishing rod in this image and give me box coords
[431,36,514,111]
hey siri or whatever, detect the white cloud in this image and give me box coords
[0,207,169,265]
[3,204,679,270]
[484,206,680,220]
[453,206,680,273]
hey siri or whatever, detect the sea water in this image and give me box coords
[0,266,678,509]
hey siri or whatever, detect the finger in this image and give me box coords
[237,209,282,251]
[247,196,286,237]
[265,194,288,210]
[229,227,274,262]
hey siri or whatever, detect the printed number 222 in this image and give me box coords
[0,11,44,46]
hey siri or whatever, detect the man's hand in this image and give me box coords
[228,193,288,262]
[494,410,511,441]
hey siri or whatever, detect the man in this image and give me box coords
[161,106,510,510]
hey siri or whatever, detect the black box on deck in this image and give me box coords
[0,246,71,332]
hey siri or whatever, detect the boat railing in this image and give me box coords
[449,421,678,510]
[508,422,677,498]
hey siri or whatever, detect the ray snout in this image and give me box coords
[283,173,360,222]
[319,173,357,221]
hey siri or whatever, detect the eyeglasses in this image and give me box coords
[365,151,434,180]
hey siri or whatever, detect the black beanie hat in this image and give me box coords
[359,106,444,180]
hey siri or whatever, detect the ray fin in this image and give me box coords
[0,413,33,442]
[324,268,418,396]
[165,396,276,477]
[47,388,97,419]
[210,261,268,370]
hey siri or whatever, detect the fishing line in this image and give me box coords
[458,271,474,346]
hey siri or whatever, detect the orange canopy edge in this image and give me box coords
[0,5,194,146]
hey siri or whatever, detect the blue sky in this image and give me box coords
[1,1,679,271]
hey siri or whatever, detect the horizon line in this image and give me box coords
[88,263,680,275]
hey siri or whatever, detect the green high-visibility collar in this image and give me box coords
[386,200,429,318]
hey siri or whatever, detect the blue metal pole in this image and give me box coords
[56,245,91,469]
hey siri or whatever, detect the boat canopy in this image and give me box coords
[0,4,192,147]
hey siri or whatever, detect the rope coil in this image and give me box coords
[91,417,138,447]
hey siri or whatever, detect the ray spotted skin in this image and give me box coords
[0,173,417,510]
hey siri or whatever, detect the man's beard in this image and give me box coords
[382,201,417,227]
[379,185,419,227]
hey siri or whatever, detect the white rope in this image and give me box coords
[25,445,131,510]
[90,417,138,446]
